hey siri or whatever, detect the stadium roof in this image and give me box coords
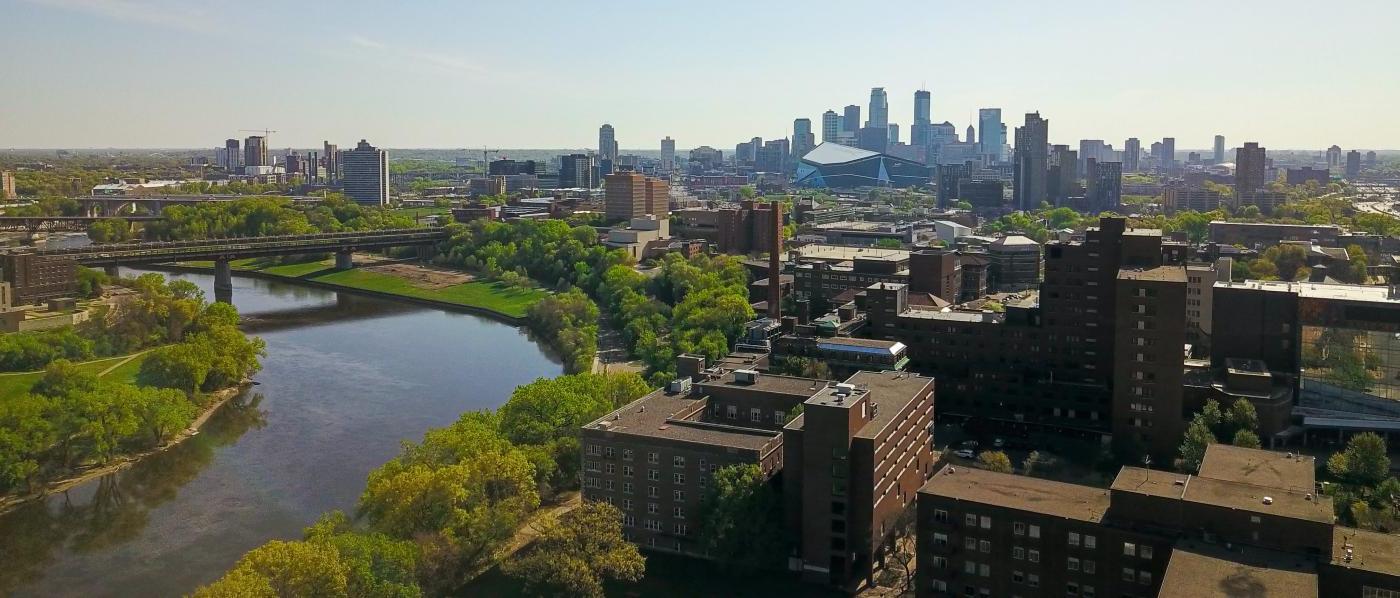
[801,142,879,165]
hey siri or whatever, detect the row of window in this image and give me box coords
[585,479,689,501]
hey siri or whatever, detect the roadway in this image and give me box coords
[30,227,447,267]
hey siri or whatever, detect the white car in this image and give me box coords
[953,449,975,459]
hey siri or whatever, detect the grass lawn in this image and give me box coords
[309,269,545,318]
[0,352,150,398]
[391,207,450,221]
[257,259,333,278]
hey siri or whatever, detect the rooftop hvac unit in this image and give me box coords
[835,383,857,395]
[668,378,693,394]
[734,369,759,384]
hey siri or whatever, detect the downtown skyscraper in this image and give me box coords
[911,90,932,147]
[793,118,815,159]
[1013,112,1049,211]
[978,108,1004,162]
[843,105,860,134]
[341,139,389,206]
[866,87,888,129]
[1213,135,1226,164]
[821,110,839,143]
[660,136,676,172]
[598,124,618,162]
[1123,137,1141,172]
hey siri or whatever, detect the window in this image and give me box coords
[933,556,949,569]
[726,405,737,419]
[673,456,685,467]
[1067,557,1079,571]
[1122,568,1136,581]
[647,503,658,514]
[1082,585,1095,598]
[623,515,635,527]
[648,486,658,498]
[1363,588,1400,598]
[586,444,601,456]
[964,561,976,575]
[931,580,947,592]
[623,482,633,494]
[1068,532,1080,547]
[1029,524,1041,538]
[1012,546,1025,560]
[979,540,991,553]
[604,447,614,458]
[698,458,707,470]
[980,516,991,529]
[1027,574,1039,588]
[644,519,662,531]
[1084,535,1096,549]
[647,452,658,464]
[622,499,633,510]
[623,465,634,477]
[934,533,948,547]
[935,509,949,523]
[1012,570,1024,584]
[1014,522,1026,536]
[674,523,688,536]
[1083,560,1096,574]
[1138,571,1152,585]
[978,564,990,577]
[673,490,685,501]
[648,469,659,481]
[1066,581,1079,596]
[622,449,633,461]
[673,506,685,519]
[775,410,785,423]
[1123,542,1137,557]
[965,513,978,526]
[750,408,761,422]
[672,473,685,484]
[1140,545,1154,560]
[605,463,615,474]
[1029,549,1040,563]
[965,537,977,550]
[605,480,614,491]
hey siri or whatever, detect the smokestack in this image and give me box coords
[768,200,783,320]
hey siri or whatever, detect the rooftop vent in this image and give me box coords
[734,369,759,384]
[834,382,856,395]
[1262,496,1274,505]
[668,378,693,394]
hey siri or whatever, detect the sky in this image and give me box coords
[2,0,1398,151]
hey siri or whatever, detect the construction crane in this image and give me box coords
[239,128,279,141]
[480,147,500,174]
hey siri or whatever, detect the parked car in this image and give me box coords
[953,449,975,459]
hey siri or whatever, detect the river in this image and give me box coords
[0,266,564,597]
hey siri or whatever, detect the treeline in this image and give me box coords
[438,220,756,384]
[0,275,264,494]
[193,372,651,597]
[140,195,416,241]
[1228,242,1370,283]
[526,289,598,373]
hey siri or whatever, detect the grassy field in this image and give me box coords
[310,269,544,318]
[0,352,150,398]
[257,260,334,278]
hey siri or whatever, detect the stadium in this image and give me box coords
[794,142,932,189]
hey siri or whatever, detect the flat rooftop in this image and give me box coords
[919,466,1110,522]
[1159,542,1318,598]
[582,388,781,452]
[1112,466,1332,523]
[1117,265,1187,282]
[697,369,829,398]
[1332,527,1400,576]
[1196,445,1316,493]
[793,244,910,263]
[1215,280,1400,305]
[848,370,933,439]
[898,308,1004,323]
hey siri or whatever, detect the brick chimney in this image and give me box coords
[769,200,783,320]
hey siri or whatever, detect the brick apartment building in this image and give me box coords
[916,445,1400,597]
[864,217,1191,461]
[604,172,668,223]
[579,356,937,589]
[0,252,76,306]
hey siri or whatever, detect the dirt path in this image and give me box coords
[498,492,582,559]
[96,350,148,377]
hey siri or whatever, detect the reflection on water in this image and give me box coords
[0,267,563,597]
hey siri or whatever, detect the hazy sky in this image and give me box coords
[3,0,1397,151]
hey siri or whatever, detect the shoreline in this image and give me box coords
[150,262,530,326]
[0,381,250,516]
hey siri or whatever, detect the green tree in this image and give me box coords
[303,511,422,598]
[0,394,55,492]
[1231,429,1262,449]
[1327,432,1390,487]
[873,238,904,249]
[192,540,350,598]
[30,359,97,397]
[137,342,212,395]
[503,501,645,598]
[977,450,1013,473]
[1225,399,1259,439]
[699,464,785,573]
[1179,419,1216,472]
[86,218,133,243]
[132,387,197,447]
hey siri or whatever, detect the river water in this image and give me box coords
[0,267,563,597]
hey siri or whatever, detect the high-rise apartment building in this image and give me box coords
[0,170,15,200]
[243,136,268,168]
[1049,145,1078,205]
[604,172,668,222]
[599,124,618,162]
[559,153,596,188]
[867,87,889,130]
[1235,142,1268,196]
[887,123,899,144]
[223,138,241,171]
[1159,137,1176,173]
[793,118,816,160]
[821,110,840,143]
[340,139,389,206]
[1123,137,1141,172]
[1078,139,1108,177]
[660,137,676,172]
[1086,159,1123,213]
[1012,112,1049,210]
[1326,145,1342,168]
[323,141,340,184]
[1213,134,1226,163]
[1345,150,1361,179]
[843,105,861,133]
[912,90,932,148]
[978,108,1004,162]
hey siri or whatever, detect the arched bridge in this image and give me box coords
[0,215,164,234]
[14,227,448,302]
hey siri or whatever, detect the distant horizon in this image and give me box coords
[4,1,1398,150]
[3,145,1397,156]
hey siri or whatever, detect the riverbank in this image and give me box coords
[166,256,546,324]
[0,380,250,516]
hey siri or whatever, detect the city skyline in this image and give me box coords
[4,0,1399,150]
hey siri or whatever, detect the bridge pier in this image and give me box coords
[335,251,354,270]
[415,244,436,262]
[213,259,233,303]
[104,266,120,279]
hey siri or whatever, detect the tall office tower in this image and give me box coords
[821,110,839,143]
[1160,137,1176,172]
[843,105,861,133]
[598,124,618,162]
[977,108,1004,161]
[1086,159,1123,212]
[559,153,596,188]
[284,153,302,174]
[1012,112,1049,211]
[1078,139,1108,177]
[341,139,389,206]
[223,138,241,170]
[911,90,932,147]
[1345,150,1361,179]
[1326,145,1342,168]
[244,136,268,168]
[756,138,791,173]
[660,137,676,172]
[1049,145,1078,204]
[1123,137,1141,172]
[867,87,889,129]
[792,118,815,159]
[1234,142,1267,196]
[1213,135,1226,163]
[604,172,667,221]
[323,141,340,184]
[887,123,899,144]
[305,151,319,181]
[965,125,975,145]
[1366,150,1377,166]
